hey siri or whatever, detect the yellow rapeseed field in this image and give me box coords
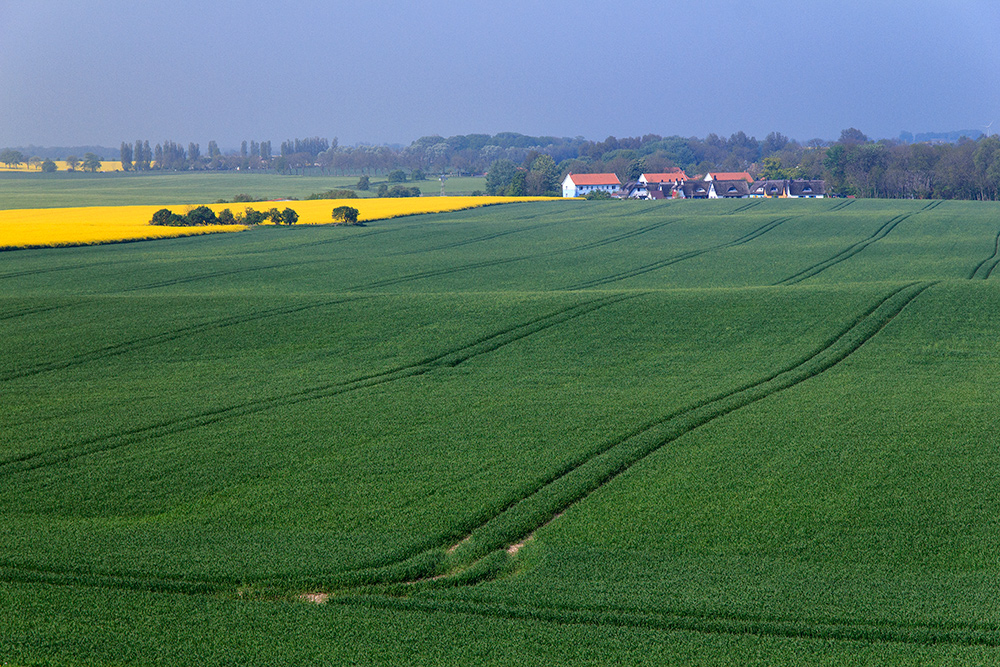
[0,197,556,250]
[0,160,121,173]
[0,205,245,250]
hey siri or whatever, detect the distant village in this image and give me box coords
[562,170,826,199]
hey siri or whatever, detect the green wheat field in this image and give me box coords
[3,197,1000,665]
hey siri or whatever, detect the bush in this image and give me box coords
[150,208,186,226]
[584,190,613,200]
[185,206,218,225]
[242,207,268,225]
[356,175,370,191]
[305,188,358,200]
[41,159,57,173]
[384,185,421,198]
[332,206,361,225]
[217,208,238,225]
[411,168,426,181]
[268,207,298,225]
[388,169,407,183]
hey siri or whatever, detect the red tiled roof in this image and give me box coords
[568,173,621,185]
[706,172,753,182]
[642,171,688,183]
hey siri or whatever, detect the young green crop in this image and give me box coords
[3,198,1000,665]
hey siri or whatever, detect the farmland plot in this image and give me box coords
[2,199,1000,665]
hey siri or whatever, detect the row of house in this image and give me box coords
[561,170,826,199]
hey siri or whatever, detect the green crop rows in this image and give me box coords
[3,198,1000,665]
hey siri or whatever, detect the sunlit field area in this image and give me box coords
[4,198,1000,665]
[0,197,551,250]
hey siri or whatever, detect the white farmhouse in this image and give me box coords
[562,173,621,198]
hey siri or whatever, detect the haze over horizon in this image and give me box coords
[2,0,998,148]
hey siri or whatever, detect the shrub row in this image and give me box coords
[150,206,299,226]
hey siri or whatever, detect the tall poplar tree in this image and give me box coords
[120,141,133,171]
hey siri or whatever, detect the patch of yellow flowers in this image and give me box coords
[0,160,121,173]
[0,197,556,250]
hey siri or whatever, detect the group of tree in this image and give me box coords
[485,154,559,196]
[1,148,99,172]
[376,184,420,197]
[150,205,298,226]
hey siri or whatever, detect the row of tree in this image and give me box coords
[150,206,298,226]
[1,149,102,172]
[11,127,995,200]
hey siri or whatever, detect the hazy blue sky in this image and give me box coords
[2,0,998,148]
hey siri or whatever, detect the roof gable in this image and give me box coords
[705,171,753,182]
[640,171,688,184]
[568,173,621,186]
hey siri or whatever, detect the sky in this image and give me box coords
[1,0,999,149]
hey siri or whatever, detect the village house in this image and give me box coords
[564,168,826,200]
[749,179,826,198]
[562,173,621,198]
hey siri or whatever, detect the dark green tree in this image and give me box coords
[356,174,370,190]
[388,169,407,182]
[120,141,133,171]
[485,158,517,195]
[82,153,102,172]
[150,208,186,226]
[242,208,268,225]
[1,149,25,168]
[506,170,526,196]
[526,154,558,195]
[184,206,218,225]
[41,159,57,173]
[217,208,238,225]
[332,205,360,224]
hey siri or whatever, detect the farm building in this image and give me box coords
[749,179,827,198]
[562,173,622,198]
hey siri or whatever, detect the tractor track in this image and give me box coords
[565,216,794,290]
[774,213,911,285]
[0,294,636,476]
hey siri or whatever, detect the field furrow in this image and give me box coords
[565,216,793,290]
[0,295,632,477]
[437,283,931,568]
[775,213,911,285]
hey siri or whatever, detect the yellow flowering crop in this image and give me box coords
[0,160,121,173]
[0,205,245,250]
[233,196,555,225]
[0,197,558,250]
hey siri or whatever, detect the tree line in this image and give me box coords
[10,126,991,200]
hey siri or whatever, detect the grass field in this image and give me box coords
[3,198,1000,665]
[0,171,487,209]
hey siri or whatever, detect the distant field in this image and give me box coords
[3,199,1000,665]
[0,160,122,173]
[0,171,487,209]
